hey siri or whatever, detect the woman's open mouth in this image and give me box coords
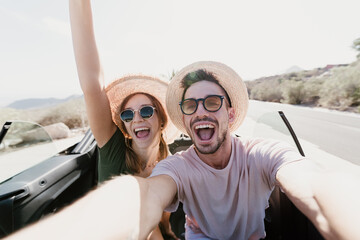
[195,124,215,141]
[134,127,150,138]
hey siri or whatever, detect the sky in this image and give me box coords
[0,0,359,107]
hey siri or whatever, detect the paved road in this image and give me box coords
[245,100,360,165]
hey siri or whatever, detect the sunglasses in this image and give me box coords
[120,106,156,123]
[179,95,224,115]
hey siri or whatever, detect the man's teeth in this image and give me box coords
[135,127,149,133]
[195,124,214,129]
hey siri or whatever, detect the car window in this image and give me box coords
[252,111,303,152]
[0,121,58,184]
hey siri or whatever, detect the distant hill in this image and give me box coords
[283,65,304,74]
[6,95,83,110]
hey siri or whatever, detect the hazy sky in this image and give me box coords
[1,0,359,107]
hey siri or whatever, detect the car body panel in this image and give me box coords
[0,122,97,237]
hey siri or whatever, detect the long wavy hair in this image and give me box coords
[118,93,169,174]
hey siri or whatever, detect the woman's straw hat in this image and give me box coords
[166,61,249,134]
[106,75,179,143]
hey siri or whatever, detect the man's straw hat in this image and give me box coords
[106,75,179,143]
[166,61,249,134]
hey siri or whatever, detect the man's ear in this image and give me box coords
[228,107,235,124]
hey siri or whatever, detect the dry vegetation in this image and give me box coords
[0,98,88,129]
[246,59,360,113]
[1,59,359,129]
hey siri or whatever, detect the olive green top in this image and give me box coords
[97,128,131,183]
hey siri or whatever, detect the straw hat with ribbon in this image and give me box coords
[106,75,179,144]
[166,61,249,134]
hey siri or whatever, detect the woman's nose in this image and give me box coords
[132,110,143,122]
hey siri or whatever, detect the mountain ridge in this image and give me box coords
[6,95,83,110]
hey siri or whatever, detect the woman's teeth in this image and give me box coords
[134,127,150,138]
[135,127,149,133]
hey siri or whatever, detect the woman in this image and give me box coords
[101,76,179,180]
[69,0,179,239]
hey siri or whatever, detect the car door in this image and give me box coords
[0,121,97,237]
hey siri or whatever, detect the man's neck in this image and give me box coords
[195,135,233,169]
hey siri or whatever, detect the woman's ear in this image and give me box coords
[228,107,235,124]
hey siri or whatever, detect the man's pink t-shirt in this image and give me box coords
[150,136,305,239]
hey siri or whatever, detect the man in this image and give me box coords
[6,61,360,240]
[153,61,304,239]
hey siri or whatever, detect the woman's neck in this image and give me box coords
[132,138,160,178]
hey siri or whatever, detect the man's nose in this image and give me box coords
[195,101,208,116]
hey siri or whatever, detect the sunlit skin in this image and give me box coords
[123,94,161,177]
[123,94,177,239]
[182,81,235,169]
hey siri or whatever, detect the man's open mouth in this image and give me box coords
[195,124,215,141]
[134,127,150,138]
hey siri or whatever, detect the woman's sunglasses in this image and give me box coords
[179,95,224,115]
[120,106,156,123]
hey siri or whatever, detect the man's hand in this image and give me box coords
[277,159,360,240]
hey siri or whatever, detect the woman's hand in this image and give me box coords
[69,0,116,146]
[159,212,179,240]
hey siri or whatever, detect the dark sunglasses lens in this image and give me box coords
[120,110,134,122]
[204,96,222,111]
[140,106,154,119]
[181,99,197,115]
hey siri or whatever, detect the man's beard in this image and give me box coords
[193,126,228,155]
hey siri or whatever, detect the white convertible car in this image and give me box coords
[0,112,325,240]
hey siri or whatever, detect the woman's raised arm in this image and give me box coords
[69,0,116,147]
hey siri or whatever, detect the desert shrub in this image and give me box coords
[284,71,310,81]
[37,98,88,129]
[301,78,323,105]
[0,108,36,127]
[250,79,283,102]
[319,61,360,110]
[235,60,359,112]
[352,87,360,106]
[39,113,85,129]
[284,72,301,81]
[281,80,305,104]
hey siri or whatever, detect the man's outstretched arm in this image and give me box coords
[277,159,360,240]
[5,175,177,240]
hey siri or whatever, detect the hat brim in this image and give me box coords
[106,75,180,143]
[166,61,249,134]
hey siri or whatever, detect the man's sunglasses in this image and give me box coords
[120,106,156,123]
[179,95,224,115]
